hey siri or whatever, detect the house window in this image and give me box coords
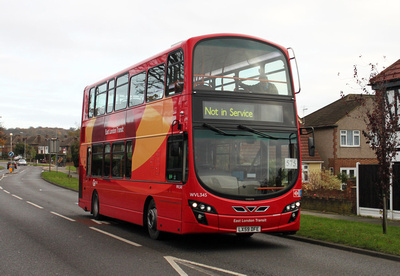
[340,130,360,147]
[386,89,400,120]
[340,167,356,178]
[302,164,309,183]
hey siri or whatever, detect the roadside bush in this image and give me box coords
[303,169,342,191]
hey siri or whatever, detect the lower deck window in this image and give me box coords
[166,134,188,182]
[112,142,125,177]
[91,144,103,176]
[90,141,131,179]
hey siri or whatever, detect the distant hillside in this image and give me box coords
[4,127,78,138]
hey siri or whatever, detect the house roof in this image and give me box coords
[370,59,400,84]
[303,94,373,128]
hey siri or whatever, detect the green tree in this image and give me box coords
[14,143,25,156]
[71,141,80,168]
[26,145,36,161]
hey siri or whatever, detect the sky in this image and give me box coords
[0,0,399,129]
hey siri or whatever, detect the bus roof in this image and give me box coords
[84,33,287,90]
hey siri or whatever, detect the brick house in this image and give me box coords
[299,121,324,183]
[304,94,378,178]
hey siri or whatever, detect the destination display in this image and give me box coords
[203,101,284,123]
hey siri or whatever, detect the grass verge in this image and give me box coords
[42,171,78,191]
[66,165,77,172]
[297,214,400,256]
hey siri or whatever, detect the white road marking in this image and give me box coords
[50,211,76,222]
[164,256,247,276]
[12,194,23,200]
[3,190,10,194]
[91,219,110,225]
[89,227,142,247]
[27,201,44,209]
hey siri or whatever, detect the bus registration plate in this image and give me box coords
[236,226,261,233]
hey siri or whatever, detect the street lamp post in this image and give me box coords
[10,133,13,161]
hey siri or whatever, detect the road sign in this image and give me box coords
[8,151,14,157]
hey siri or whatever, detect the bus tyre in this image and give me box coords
[147,199,162,240]
[92,192,101,220]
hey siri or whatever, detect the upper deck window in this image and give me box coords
[166,49,184,96]
[147,64,165,102]
[95,83,107,116]
[88,87,95,118]
[115,73,129,111]
[107,79,115,113]
[193,38,292,96]
[130,72,145,106]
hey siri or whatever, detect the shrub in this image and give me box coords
[303,169,342,191]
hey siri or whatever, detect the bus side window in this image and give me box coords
[111,142,125,178]
[104,143,111,177]
[91,144,103,177]
[115,73,129,111]
[95,83,107,116]
[166,49,184,96]
[87,147,91,177]
[107,79,115,113]
[147,64,165,102]
[125,141,132,179]
[166,134,188,182]
[129,72,145,106]
[88,87,95,118]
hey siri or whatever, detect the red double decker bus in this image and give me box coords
[79,33,312,239]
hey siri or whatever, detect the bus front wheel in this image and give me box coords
[146,199,162,239]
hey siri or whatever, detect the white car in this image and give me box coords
[17,159,27,166]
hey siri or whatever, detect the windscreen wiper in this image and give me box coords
[203,123,239,136]
[238,124,281,140]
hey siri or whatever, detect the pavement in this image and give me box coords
[302,210,400,227]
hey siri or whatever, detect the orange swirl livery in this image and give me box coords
[79,34,309,239]
[132,98,174,172]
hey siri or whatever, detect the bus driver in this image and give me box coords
[239,66,278,94]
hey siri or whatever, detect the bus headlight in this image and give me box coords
[189,200,217,225]
[282,200,301,213]
[282,200,301,223]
